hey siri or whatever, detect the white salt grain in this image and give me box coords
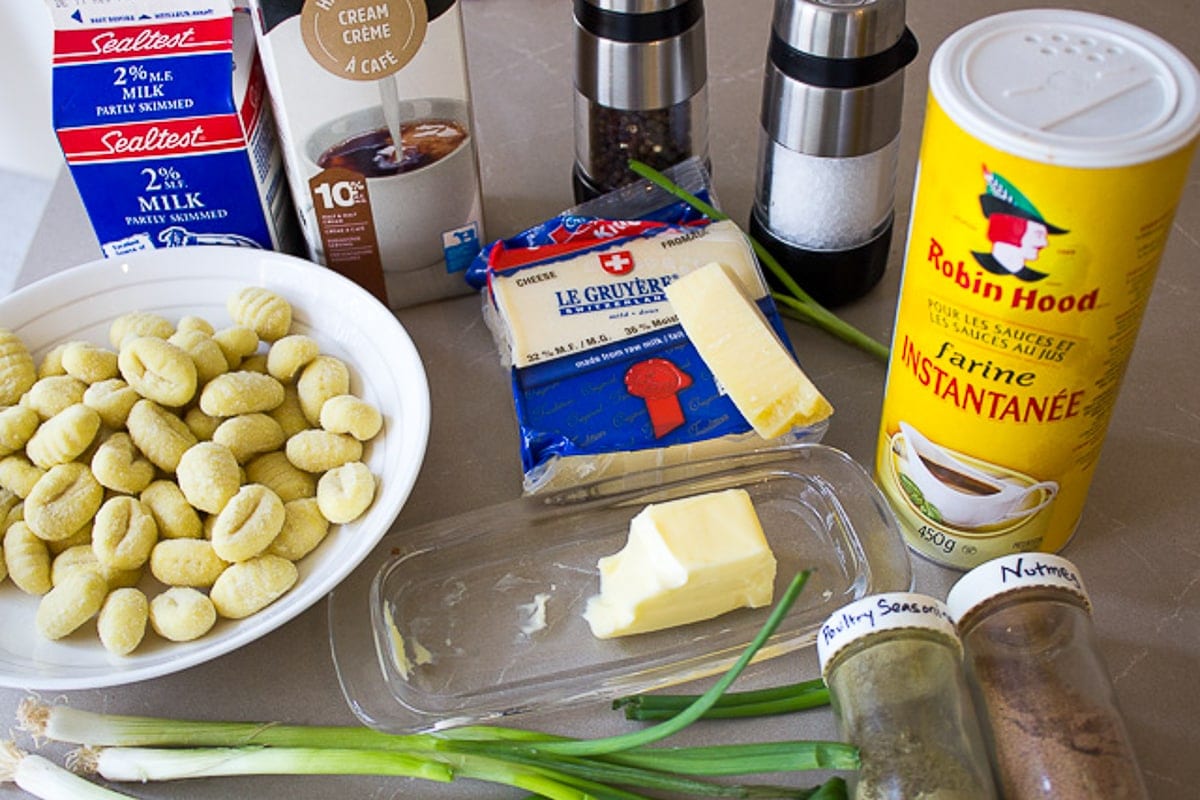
[760,138,899,251]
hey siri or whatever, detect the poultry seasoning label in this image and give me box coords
[876,96,1196,569]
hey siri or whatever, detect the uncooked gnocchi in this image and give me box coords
[109,311,174,348]
[118,336,198,407]
[149,587,216,642]
[37,341,75,379]
[296,355,350,425]
[319,394,382,441]
[21,375,87,420]
[24,462,104,542]
[4,521,51,595]
[210,483,285,562]
[25,403,101,469]
[212,325,258,370]
[35,569,107,640]
[0,455,45,499]
[2,285,386,653]
[244,451,315,502]
[91,432,156,494]
[212,413,285,464]
[91,496,158,570]
[0,328,36,406]
[97,587,149,656]
[177,315,215,336]
[183,406,221,441]
[199,371,284,417]
[140,480,203,540]
[82,378,140,428]
[317,461,376,524]
[270,384,310,438]
[149,539,228,588]
[176,441,240,514]
[210,554,297,619]
[51,544,141,590]
[61,341,119,384]
[0,405,39,457]
[286,429,362,473]
[227,287,292,342]
[168,328,229,385]
[126,399,197,473]
[269,498,329,561]
[266,334,319,381]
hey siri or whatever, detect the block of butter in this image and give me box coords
[665,262,833,438]
[583,488,777,639]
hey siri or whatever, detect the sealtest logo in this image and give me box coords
[928,165,1100,314]
[91,27,197,55]
[101,124,207,156]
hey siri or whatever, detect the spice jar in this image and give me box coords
[572,0,709,201]
[948,554,1150,799]
[750,0,918,307]
[817,592,997,800]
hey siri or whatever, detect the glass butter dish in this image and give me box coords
[328,444,912,733]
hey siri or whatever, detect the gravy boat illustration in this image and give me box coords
[896,422,1057,529]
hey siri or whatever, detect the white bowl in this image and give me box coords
[0,246,430,689]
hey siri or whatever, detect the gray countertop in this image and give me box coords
[3,1,1198,798]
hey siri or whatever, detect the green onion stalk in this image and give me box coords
[2,740,138,800]
[614,677,831,721]
[627,160,890,362]
[16,572,856,800]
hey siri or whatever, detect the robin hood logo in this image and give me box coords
[926,165,1098,314]
[972,166,1067,283]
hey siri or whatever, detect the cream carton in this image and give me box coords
[45,0,297,257]
[247,0,485,308]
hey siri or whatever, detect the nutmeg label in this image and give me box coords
[300,0,428,80]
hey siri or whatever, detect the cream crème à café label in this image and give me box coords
[301,0,428,80]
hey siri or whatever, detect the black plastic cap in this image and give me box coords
[750,210,892,308]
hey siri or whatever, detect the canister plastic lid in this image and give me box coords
[816,592,958,678]
[947,553,1091,625]
[930,9,1200,167]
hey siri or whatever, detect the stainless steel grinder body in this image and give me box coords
[573,0,709,201]
[751,0,917,307]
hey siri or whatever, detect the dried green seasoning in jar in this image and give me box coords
[817,592,997,800]
[948,554,1149,800]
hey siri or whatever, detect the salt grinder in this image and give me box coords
[751,0,917,307]
[572,0,709,202]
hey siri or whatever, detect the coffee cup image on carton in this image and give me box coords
[888,422,1057,531]
[303,98,477,274]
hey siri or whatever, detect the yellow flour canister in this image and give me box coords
[876,10,1200,569]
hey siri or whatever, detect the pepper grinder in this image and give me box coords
[572,0,709,202]
[751,0,917,307]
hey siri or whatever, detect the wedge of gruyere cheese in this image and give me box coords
[665,261,832,438]
[583,488,777,639]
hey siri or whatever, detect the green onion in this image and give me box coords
[18,570,857,799]
[614,677,831,721]
[602,740,859,775]
[627,159,890,362]
[1,741,138,800]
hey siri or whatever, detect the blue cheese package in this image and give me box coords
[475,210,829,494]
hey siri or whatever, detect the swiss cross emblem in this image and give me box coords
[599,250,635,275]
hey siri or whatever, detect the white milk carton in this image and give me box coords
[247,0,485,308]
[45,0,297,257]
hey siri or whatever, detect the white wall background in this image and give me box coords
[0,2,60,292]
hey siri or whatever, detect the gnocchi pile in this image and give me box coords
[0,287,383,654]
